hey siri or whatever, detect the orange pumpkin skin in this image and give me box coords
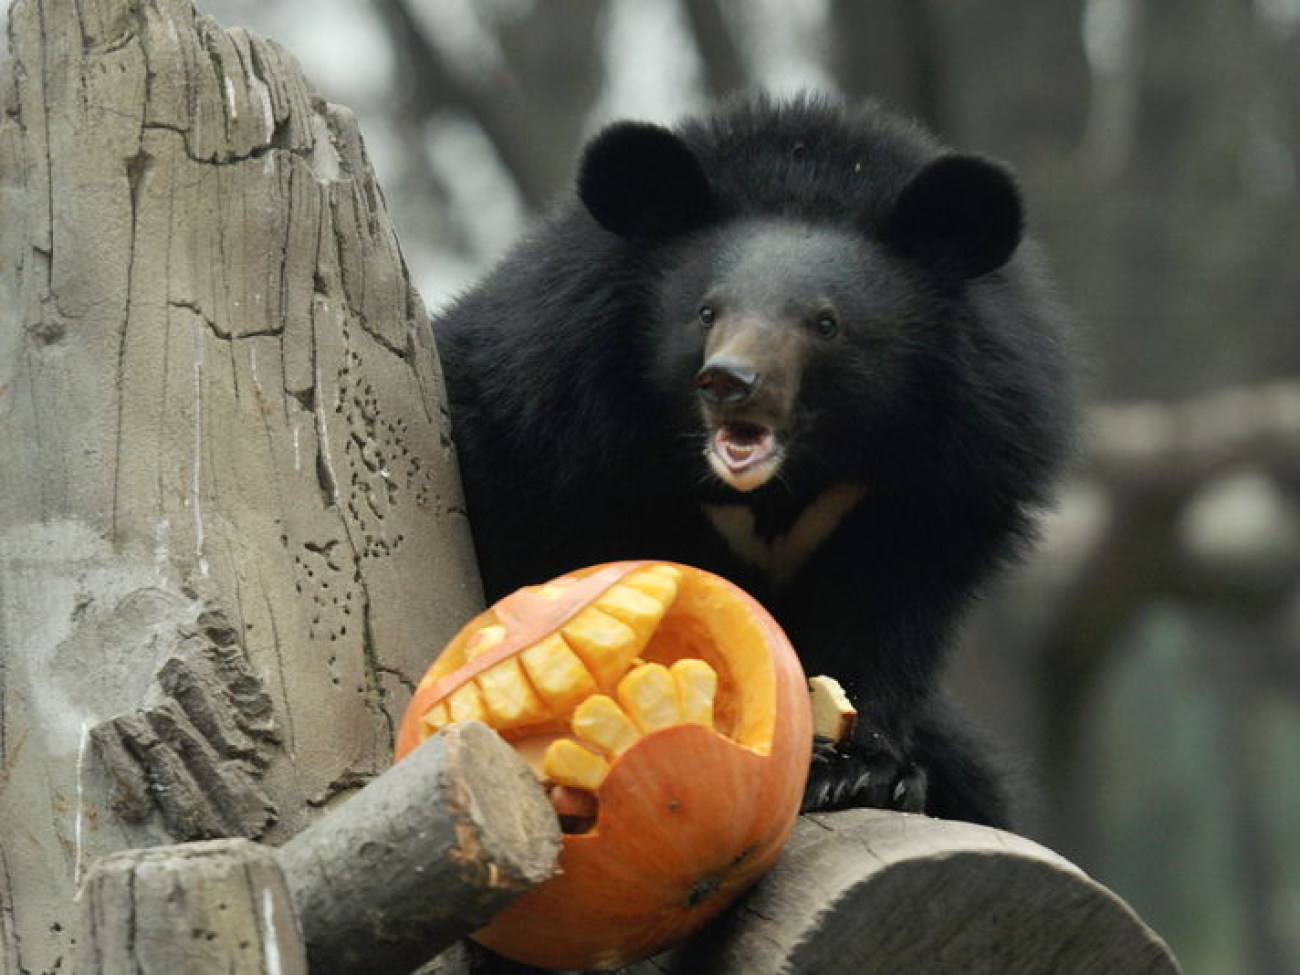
[394,562,812,971]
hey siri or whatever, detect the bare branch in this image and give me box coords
[1087,379,1300,489]
[681,0,750,99]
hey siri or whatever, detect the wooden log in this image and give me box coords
[76,838,308,974]
[277,721,561,975]
[624,809,1182,975]
[427,809,1181,974]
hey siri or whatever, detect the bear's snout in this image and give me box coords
[696,357,759,405]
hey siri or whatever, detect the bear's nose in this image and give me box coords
[696,358,759,405]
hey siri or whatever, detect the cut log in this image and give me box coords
[75,722,561,975]
[278,721,561,975]
[76,838,308,975]
[623,809,1182,975]
[424,809,1181,974]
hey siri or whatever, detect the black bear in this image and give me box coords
[433,94,1074,829]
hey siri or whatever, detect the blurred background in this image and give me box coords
[90,1,1300,971]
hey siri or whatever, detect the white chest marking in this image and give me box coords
[703,483,866,586]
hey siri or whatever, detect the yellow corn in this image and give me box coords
[419,565,703,767]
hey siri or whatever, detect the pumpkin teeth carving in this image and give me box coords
[621,563,681,604]
[670,658,718,727]
[421,564,684,737]
[461,623,548,727]
[616,662,681,733]
[561,607,645,690]
[416,564,720,793]
[465,623,508,656]
[570,693,642,759]
[543,658,721,792]
[519,632,599,711]
[559,565,680,692]
[593,582,671,634]
[475,656,547,727]
[447,682,489,724]
[543,737,611,793]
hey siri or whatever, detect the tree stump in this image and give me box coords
[279,722,561,975]
[618,809,1181,975]
[76,839,308,975]
[0,0,481,968]
[75,723,562,975]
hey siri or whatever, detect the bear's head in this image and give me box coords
[576,99,1029,499]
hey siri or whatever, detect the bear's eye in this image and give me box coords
[813,314,839,339]
[699,306,717,328]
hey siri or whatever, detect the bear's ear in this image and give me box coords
[577,122,716,238]
[882,154,1024,278]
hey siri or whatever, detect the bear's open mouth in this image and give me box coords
[708,421,781,491]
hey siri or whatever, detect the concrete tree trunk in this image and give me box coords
[0,0,482,970]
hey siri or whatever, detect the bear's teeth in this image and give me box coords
[713,423,776,472]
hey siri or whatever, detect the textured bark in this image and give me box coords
[631,809,1181,975]
[0,0,482,970]
[76,839,308,975]
[425,810,1182,975]
[76,724,560,975]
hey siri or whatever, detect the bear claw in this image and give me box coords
[802,733,928,814]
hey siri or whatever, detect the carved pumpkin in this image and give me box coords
[395,561,812,971]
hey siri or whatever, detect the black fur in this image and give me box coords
[433,94,1074,829]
